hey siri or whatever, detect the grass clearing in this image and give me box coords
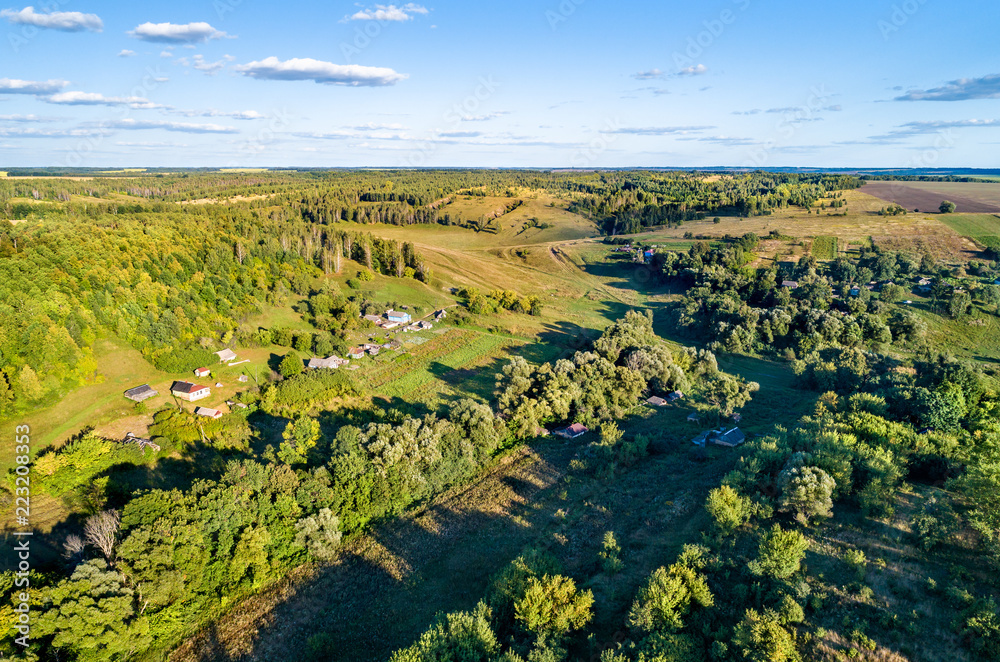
[936,213,1000,238]
[812,235,839,259]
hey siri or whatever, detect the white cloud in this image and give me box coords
[0,78,69,95]
[45,91,165,109]
[460,111,510,122]
[678,64,708,76]
[173,109,265,120]
[349,4,429,21]
[92,118,239,134]
[160,50,173,58]
[118,49,136,57]
[116,140,189,148]
[191,54,228,74]
[0,6,103,32]
[633,69,664,80]
[895,73,1000,101]
[0,126,102,138]
[609,125,714,136]
[0,113,57,122]
[235,57,407,86]
[129,21,229,44]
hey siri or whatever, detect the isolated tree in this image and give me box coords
[748,524,809,580]
[279,352,304,378]
[949,291,973,319]
[515,574,594,638]
[390,602,499,662]
[62,534,86,562]
[702,373,760,417]
[628,545,714,634]
[880,283,904,304]
[940,200,957,214]
[778,465,836,525]
[733,609,799,662]
[705,485,754,536]
[84,509,121,561]
[294,508,343,561]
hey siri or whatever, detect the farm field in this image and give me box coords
[862,180,1000,214]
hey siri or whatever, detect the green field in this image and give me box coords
[937,213,1000,238]
[811,235,839,259]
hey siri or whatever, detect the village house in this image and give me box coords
[195,407,224,420]
[383,322,401,330]
[308,356,348,370]
[194,367,211,378]
[124,384,158,403]
[781,280,799,289]
[646,396,668,407]
[171,381,211,402]
[667,391,684,402]
[418,321,434,330]
[710,427,746,448]
[348,347,366,360]
[554,423,588,439]
[387,310,412,324]
[435,309,448,321]
[363,314,384,326]
[215,348,238,363]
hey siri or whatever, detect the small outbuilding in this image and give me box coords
[194,367,211,378]
[667,391,684,402]
[387,310,412,324]
[687,412,701,423]
[555,423,589,440]
[195,407,224,420]
[215,349,238,363]
[709,427,746,448]
[646,396,668,407]
[124,384,158,403]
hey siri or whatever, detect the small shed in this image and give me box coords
[687,412,701,423]
[195,407,224,420]
[667,391,684,402]
[555,423,588,440]
[387,310,412,324]
[194,367,211,378]
[238,375,249,383]
[124,384,158,403]
[709,428,746,448]
[646,396,668,407]
[215,348,238,363]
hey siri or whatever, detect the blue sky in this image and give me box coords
[0,0,998,167]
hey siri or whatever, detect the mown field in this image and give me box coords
[862,181,1000,214]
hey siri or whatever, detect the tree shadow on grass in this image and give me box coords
[191,440,579,662]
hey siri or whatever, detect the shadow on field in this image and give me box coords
[178,441,578,662]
